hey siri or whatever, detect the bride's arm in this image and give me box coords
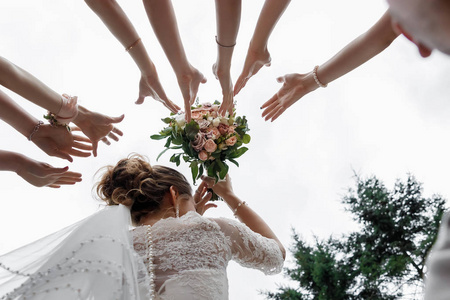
[207,175,286,259]
[261,11,399,122]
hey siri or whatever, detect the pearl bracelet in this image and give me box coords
[313,65,327,88]
[233,201,247,217]
[28,121,44,141]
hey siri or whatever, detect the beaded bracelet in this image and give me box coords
[44,112,71,132]
[233,201,247,217]
[28,121,44,141]
[313,65,327,88]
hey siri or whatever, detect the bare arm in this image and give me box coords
[0,150,82,188]
[262,11,399,122]
[206,175,286,258]
[142,0,206,121]
[214,0,241,116]
[85,0,179,113]
[234,0,291,95]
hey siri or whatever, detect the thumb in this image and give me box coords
[136,96,145,105]
[276,76,285,83]
[110,114,125,124]
[48,166,69,175]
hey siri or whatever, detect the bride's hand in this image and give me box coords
[201,174,235,200]
[261,73,316,122]
[193,179,217,215]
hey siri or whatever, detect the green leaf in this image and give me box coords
[172,134,183,145]
[229,147,248,159]
[150,134,167,140]
[156,148,170,161]
[164,137,172,148]
[198,164,204,180]
[185,121,200,141]
[190,161,199,184]
[228,158,239,167]
[242,134,251,144]
[183,155,190,162]
[162,117,172,124]
[216,160,229,180]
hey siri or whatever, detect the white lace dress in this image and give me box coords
[132,211,284,300]
[0,206,283,300]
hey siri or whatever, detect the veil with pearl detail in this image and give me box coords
[0,205,150,300]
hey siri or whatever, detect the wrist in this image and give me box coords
[73,105,88,126]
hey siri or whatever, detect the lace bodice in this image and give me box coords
[132,211,284,300]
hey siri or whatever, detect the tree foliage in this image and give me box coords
[267,175,446,300]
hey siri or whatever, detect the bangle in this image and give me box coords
[28,121,44,141]
[233,201,247,217]
[125,38,141,52]
[313,65,327,88]
[215,36,236,48]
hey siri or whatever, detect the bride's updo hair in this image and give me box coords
[96,154,192,224]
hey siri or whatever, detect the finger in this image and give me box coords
[59,171,82,178]
[111,127,123,136]
[109,114,125,124]
[68,149,92,157]
[203,203,218,213]
[73,134,92,143]
[107,132,119,142]
[53,180,78,185]
[271,107,287,122]
[92,141,98,157]
[261,100,279,118]
[185,109,192,123]
[101,137,111,146]
[136,96,145,105]
[47,184,61,188]
[56,175,82,182]
[71,126,82,132]
[261,93,278,109]
[45,166,69,175]
[197,190,213,207]
[52,150,73,162]
[276,76,285,83]
[73,141,94,151]
[265,105,282,122]
[163,99,181,114]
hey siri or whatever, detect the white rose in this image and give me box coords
[175,114,186,128]
[220,117,228,125]
[212,117,221,127]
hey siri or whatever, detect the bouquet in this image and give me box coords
[151,101,250,198]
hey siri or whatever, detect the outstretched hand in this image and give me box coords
[212,64,234,117]
[261,73,315,122]
[177,66,207,122]
[234,48,271,96]
[31,124,93,162]
[73,106,124,157]
[137,74,180,114]
[16,157,82,188]
[193,179,217,215]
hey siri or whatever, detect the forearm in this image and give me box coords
[0,90,40,139]
[0,150,23,173]
[143,0,190,74]
[224,193,286,257]
[250,0,290,50]
[214,0,241,69]
[317,11,399,85]
[85,0,155,75]
[0,56,61,113]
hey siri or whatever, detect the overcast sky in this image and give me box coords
[0,0,449,298]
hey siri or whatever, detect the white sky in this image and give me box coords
[0,0,449,298]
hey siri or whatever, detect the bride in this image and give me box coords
[0,154,285,299]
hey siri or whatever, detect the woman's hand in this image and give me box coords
[137,74,180,114]
[73,106,124,157]
[15,156,82,188]
[201,174,235,201]
[193,179,217,215]
[234,47,271,96]
[176,66,207,122]
[32,124,93,162]
[212,64,234,117]
[261,73,316,122]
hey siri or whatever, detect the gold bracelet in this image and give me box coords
[233,201,247,217]
[125,38,142,52]
[313,65,327,88]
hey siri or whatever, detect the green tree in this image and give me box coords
[267,175,446,300]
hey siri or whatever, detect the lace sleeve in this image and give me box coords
[212,218,284,275]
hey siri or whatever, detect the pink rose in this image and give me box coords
[196,119,210,129]
[206,127,220,139]
[204,139,218,153]
[217,123,229,135]
[225,136,237,146]
[198,150,208,161]
[191,133,206,152]
[228,126,236,134]
[191,112,202,119]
